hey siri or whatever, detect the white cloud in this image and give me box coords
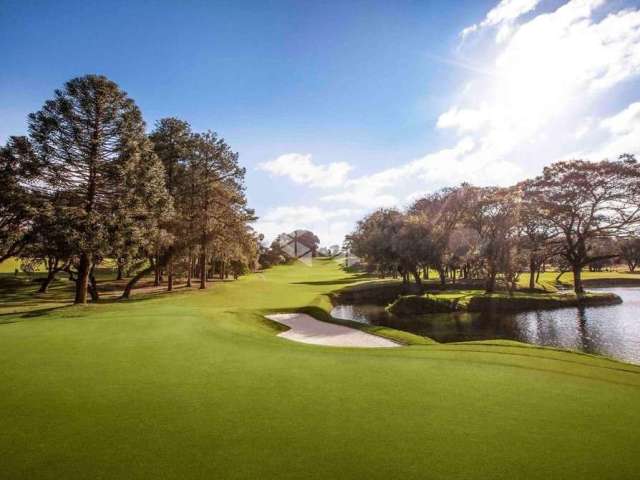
[254,205,364,245]
[254,205,359,246]
[461,0,542,41]
[261,205,357,224]
[584,102,640,159]
[256,0,640,246]
[483,0,541,26]
[258,153,352,188]
[321,0,640,213]
[321,191,399,209]
[321,137,522,208]
[574,117,595,139]
[437,106,488,132]
[445,0,640,175]
[601,102,640,135]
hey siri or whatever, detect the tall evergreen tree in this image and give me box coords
[149,118,193,291]
[188,131,247,289]
[0,137,40,263]
[28,74,170,304]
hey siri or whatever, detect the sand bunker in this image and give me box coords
[266,313,400,348]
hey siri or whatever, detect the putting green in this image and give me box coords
[1,259,639,479]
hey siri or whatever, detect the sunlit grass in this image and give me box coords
[1,259,640,479]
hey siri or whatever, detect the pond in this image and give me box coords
[331,287,640,365]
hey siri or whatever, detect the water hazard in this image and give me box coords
[331,287,640,364]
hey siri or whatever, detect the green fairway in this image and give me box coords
[519,269,640,291]
[1,259,640,479]
[0,257,23,273]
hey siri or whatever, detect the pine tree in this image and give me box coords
[149,118,193,291]
[0,137,40,263]
[188,131,247,289]
[28,74,170,304]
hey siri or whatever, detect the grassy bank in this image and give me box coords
[1,259,640,479]
[388,290,622,315]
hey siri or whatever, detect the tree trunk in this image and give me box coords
[121,264,154,299]
[438,267,446,286]
[74,252,91,304]
[116,263,124,281]
[411,268,422,287]
[38,257,60,294]
[154,255,161,287]
[485,260,497,293]
[572,264,584,295]
[38,270,57,293]
[167,259,174,292]
[89,270,99,302]
[186,254,193,287]
[529,257,536,290]
[485,272,497,293]
[199,250,207,289]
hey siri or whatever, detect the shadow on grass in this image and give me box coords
[17,305,70,318]
[291,273,372,286]
[0,305,73,324]
[0,280,200,323]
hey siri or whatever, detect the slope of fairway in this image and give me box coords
[1,259,639,480]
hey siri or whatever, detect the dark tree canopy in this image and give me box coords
[1,74,260,304]
[619,238,640,273]
[28,74,170,303]
[0,136,41,262]
[527,159,640,292]
[349,158,640,294]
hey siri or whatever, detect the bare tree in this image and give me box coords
[465,187,521,293]
[409,185,471,285]
[527,159,640,293]
[618,237,640,272]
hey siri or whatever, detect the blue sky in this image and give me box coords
[2,0,640,245]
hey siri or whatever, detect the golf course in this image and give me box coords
[2,259,639,479]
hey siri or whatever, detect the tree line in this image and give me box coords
[1,75,259,303]
[347,157,640,294]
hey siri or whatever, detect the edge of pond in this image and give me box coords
[262,293,436,346]
[324,279,640,367]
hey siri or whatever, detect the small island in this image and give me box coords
[387,289,622,315]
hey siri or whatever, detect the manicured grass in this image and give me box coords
[519,270,640,290]
[1,259,640,479]
[389,288,621,315]
[0,257,50,273]
[0,257,23,273]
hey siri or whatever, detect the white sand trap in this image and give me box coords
[266,313,401,348]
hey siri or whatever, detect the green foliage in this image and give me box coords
[0,136,40,262]
[5,76,257,300]
[388,294,460,315]
[27,74,171,302]
[388,288,621,315]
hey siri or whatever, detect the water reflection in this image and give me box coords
[331,288,640,365]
